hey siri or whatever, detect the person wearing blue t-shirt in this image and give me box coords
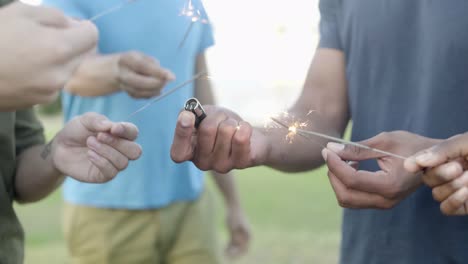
[41,0,250,263]
[170,1,468,263]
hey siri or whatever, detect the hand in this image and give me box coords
[225,207,251,259]
[405,133,468,215]
[0,3,98,110]
[51,112,142,183]
[115,51,175,98]
[322,131,437,209]
[170,106,271,173]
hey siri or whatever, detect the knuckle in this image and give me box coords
[199,124,218,139]
[336,193,351,208]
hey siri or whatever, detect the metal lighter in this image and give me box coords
[184,98,207,128]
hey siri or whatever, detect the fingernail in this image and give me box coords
[88,137,101,149]
[321,148,328,161]
[180,112,193,128]
[415,152,435,163]
[327,142,345,153]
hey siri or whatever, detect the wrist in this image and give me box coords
[41,137,62,176]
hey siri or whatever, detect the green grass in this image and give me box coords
[14,114,343,264]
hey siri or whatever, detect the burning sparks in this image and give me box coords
[180,0,209,24]
[265,111,314,144]
[178,0,210,49]
[286,121,308,143]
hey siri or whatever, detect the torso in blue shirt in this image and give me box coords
[43,0,214,209]
[319,1,468,263]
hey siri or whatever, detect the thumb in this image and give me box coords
[171,111,196,163]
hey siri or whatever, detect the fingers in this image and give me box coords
[87,150,118,183]
[324,148,392,197]
[231,122,253,169]
[440,187,468,215]
[97,133,142,160]
[212,118,238,165]
[119,69,165,98]
[109,122,139,141]
[119,52,175,80]
[326,166,394,209]
[327,142,383,161]
[79,112,113,133]
[28,5,69,28]
[195,112,228,163]
[171,111,196,163]
[59,20,98,59]
[406,133,468,172]
[87,136,130,170]
[422,160,464,187]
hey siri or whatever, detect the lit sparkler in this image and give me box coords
[178,0,210,49]
[270,117,407,160]
[89,0,138,21]
[126,71,207,120]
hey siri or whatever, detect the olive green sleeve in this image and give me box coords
[15,109,46,156]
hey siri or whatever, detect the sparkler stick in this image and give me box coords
[178,22,195,50]
[125,71,207,120]
[89,0,137,22]
[270,117,407,160]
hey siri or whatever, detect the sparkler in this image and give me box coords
[178,0,210,49]
[126,71,207,120]
[89,0,138,21]
[270,117,407,160]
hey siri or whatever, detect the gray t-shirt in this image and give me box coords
[319,1,468,263]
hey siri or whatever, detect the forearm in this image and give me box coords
[14,141,64,203]
[211,171,242,210]
[65,54,120,97]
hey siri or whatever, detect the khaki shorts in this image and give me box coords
[63,191,222,264]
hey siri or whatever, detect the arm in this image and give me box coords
[264,48,349,171]
[171,48,349,173]
[65,51,174,98]
[14,113,142,203]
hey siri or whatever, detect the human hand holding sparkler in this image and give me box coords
[171,106,271,173]
[405,133,468,215]
[322,131,439,209]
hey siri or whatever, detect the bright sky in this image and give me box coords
[21,0,320,123]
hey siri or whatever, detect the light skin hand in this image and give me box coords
[52,112,142,183]
[225,204,251,259]
[322,131,439,209]
[405,133,468,215]
[15,112,142,203]
[0,2,98,110]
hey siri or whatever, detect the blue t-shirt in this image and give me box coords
[43,0,214,209]
[319,0,468,263]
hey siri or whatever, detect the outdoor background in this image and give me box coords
[17,0,343,263]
